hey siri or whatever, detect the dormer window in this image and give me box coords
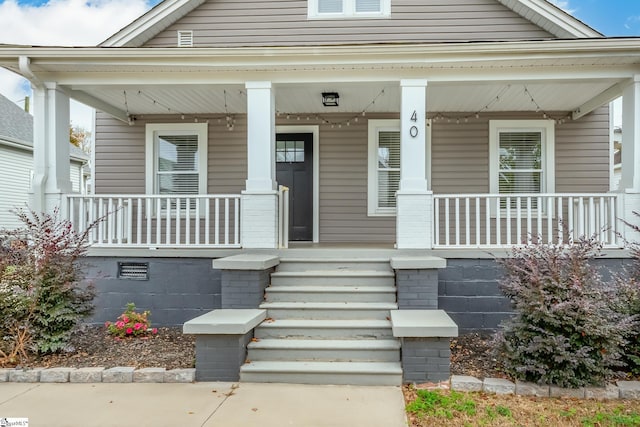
[308,0,390,19]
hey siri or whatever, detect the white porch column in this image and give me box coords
[621,76,640,242]
[241,81,279,248]
[30,82,72,214]
[396,79,433,249]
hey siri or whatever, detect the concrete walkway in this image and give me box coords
[0,382,407,427]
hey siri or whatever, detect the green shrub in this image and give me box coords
[0,208,96,360]
[494,236,632,388]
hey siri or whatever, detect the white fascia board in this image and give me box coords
[497,0,602,38]
[101,0,206,47]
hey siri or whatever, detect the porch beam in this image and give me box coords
[63,88,129,123]
[31,82,72,213]
[572,83,623,120]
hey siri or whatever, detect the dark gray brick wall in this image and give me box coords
[401,337,451,383]
[396,269,439,309]
[221,268,274,308]
[194,333,252,381]
[84,257,221,326]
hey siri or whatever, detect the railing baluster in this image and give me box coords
[146,198,152,245]
[195,198,201,245]
[215,197,220,246]
[205,198,210,245]
[108,198,115,244]
[526,197,532,244]
[588,197,595,238]
[506,196,511,245]
[557,196,563,245]
[136,198,142,244]
[434,198,440,246]
[609,196,616,245]
[166,197,172,245]
[117,197,123,245]
[475,197,480,247]
[186,198,191,245]
[599,197,606,242]
[465,197,470,245]
[578,197,585,238]
[568,197,574,243]
[496,196,501,246]
[156,198,162,245]
[225,197,230,246]
[486,197,491,246]
[536,196,542,242]
[234,197,240,245]
[445,198,450,247]
[455,198,460,246]
[516,197,522,245]
[175,197,181,245]
[547,196,553,244]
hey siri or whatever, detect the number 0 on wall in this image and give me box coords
[409,110,419,138]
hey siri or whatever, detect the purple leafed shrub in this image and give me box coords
[0,208,96,361]
[494,235,633,388]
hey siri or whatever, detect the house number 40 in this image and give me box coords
[409,110,419,138]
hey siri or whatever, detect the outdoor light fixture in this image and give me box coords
[322,92,340,107]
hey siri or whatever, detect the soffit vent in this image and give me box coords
[118,262,149,280]
[177,30,194,47]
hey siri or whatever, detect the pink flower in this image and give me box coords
[126,328,133,335]
[122,316,129,323]
[115,321,125,328]
[104,321,111,327]
[134,323,143,330]
[152,328,158,334]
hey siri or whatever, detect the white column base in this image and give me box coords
[396,190,433,249]
[621,190,640,244]
[241,191,279,249]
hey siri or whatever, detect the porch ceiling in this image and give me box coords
[78,80,619,116]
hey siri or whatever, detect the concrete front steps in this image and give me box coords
[240,258,402,386]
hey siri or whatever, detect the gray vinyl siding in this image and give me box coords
[94,112,247,196]
[144,0,553,48]
[317,113,396,243]
[94,108,609,243]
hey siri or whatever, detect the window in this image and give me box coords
[367,119,431,216]
[276,140,305,163]
[145,123,207,197]
[308,0,390,18]
[489,120,555,199]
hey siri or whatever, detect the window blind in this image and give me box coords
[157,134,199,195]
[356,0,380,12]
[498,131,542,194]
[377,130,400,208]
[318,0,343,13]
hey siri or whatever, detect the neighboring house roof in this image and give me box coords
[0,92,32,146]
[101,0,601,48]
[0,93,89,163]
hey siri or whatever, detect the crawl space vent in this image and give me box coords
[118,262,149,280]
[177,30,194,47]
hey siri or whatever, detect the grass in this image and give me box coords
[404,387,640,427]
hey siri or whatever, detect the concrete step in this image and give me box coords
[264,286,397,303]
[277,258,392,272]
[254,319,394,339]
[239,361,403,386]
[260,302,397,320]
[270,271,395,287]
[247,339,401,362]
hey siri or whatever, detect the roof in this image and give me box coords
[0,92,32,145]
[0,93,89,162]
[101,0,602,48]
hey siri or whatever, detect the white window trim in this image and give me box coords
[145,123,208,196]
[308,0,391,19]
[489,120,555,195]
[367,119,431,216]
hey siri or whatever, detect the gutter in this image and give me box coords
[18,56,43,89]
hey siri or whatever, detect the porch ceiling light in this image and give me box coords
[322,92,340,107]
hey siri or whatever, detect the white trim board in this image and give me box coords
[276,125,320,243]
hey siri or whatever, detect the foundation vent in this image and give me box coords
[118,262,149,280]
[177,30,194,47]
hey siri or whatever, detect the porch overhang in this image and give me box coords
[1,39,640,123]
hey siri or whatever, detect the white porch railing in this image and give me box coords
[65,194,241,248]
[433,193,621,249]
[278,185,290,249]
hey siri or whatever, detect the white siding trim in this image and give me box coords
[489,119,555,194]
[276,125,320,243]
[145,123,208,195]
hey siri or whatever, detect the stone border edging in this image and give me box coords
[0,367,195,384]
[450,375,640,400]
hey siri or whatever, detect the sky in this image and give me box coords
[0,0,639,130]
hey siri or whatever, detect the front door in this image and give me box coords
[276,133,313,241]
